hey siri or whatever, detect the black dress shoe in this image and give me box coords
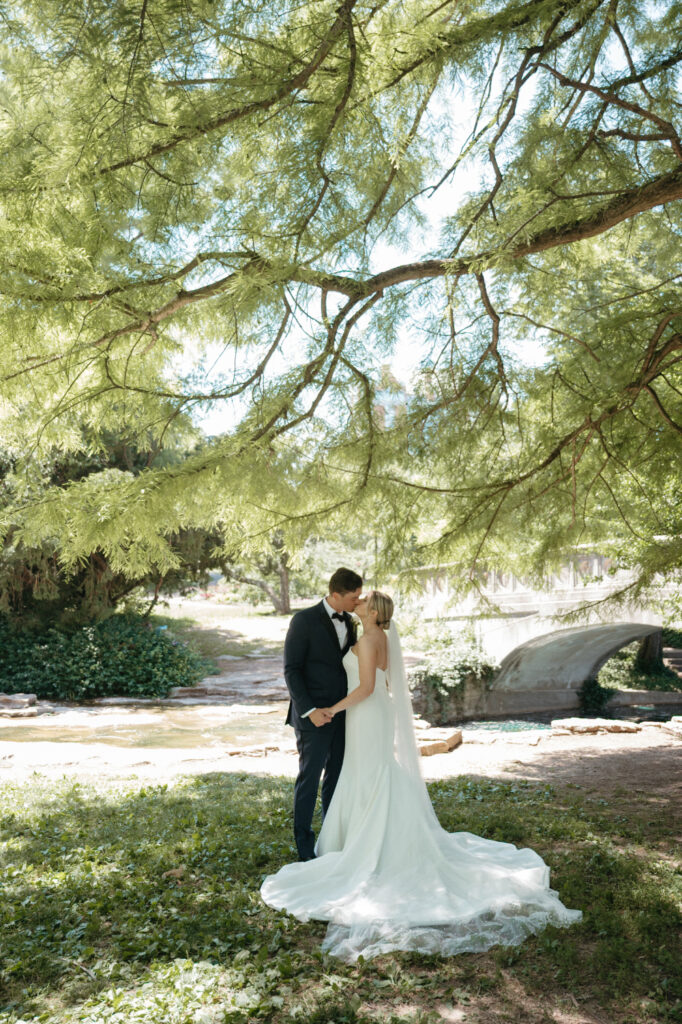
[298,852,316,862]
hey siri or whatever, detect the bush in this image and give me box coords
[662,627,682,648]
[408,628,498,723]
[0,614,211,700]
[578,676,616,715]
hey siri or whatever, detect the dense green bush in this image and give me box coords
[408,628,498,723]
[662,627,682,648]
[0,615,211,700]
[578,676,616,715]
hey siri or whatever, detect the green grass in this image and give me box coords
[1,775,680,1024]
[150,609,285,665]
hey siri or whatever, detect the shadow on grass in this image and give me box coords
[0,773,680,1023]
[477,740,682,821]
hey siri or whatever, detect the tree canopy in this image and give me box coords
[1,0,681,601]
[0,424,230,625]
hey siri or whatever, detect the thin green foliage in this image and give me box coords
[408,629,498,723]
[0,1,680,603]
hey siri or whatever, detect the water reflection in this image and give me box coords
[2,702,679,752]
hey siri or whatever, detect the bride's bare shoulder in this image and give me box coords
[356,633,377,653]
[357,632,385,657]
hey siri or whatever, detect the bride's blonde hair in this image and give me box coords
[368,590,394,631]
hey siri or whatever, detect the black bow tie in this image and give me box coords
[331,612,345,622]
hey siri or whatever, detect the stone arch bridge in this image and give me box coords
[478,623,666,718]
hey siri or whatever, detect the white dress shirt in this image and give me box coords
[301,599,347,719]
[323,597,348,647]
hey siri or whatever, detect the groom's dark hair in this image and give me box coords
[329,567,363,595]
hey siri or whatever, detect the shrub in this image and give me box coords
[662,626,682,648]
[408,628,498,723]
[0,614,211,700]
[578,677,616,715]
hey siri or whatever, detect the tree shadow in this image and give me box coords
[153,613,284,663]
[0,774,303,1012]
[0,770,680,1022]
[486,738,682,822]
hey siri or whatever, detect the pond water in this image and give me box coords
[0,707,559,748]
[461,719,552,732]
[0,704,292,750]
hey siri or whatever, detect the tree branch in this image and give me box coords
[643,383,682,434]
[97,0,359,176]
[539,61,682,161]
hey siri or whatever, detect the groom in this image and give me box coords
[284,567,362,861]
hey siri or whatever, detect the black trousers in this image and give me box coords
[293,714,345,860]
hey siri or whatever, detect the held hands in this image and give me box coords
[309,708,334,727]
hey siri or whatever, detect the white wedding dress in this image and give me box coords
[261,624,581,961]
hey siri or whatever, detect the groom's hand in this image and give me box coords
[309,709,332,727]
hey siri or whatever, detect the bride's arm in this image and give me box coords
[326,638,377,716]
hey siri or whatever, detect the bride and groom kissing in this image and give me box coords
[260,567,582,962]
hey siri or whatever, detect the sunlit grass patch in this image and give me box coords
[151,609,285,662]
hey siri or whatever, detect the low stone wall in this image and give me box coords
[411,673,490,724]
[609,689,682,706]
[480,687,682,720]
[481,688,580,718]
[412,680,682,724]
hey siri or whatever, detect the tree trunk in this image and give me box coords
[276,559,291,615]
[223,567,288,614]
[143,576,165,619]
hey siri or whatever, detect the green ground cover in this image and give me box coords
[1,774,679,1024]
[598,641,682,694]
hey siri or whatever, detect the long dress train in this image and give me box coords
[261,635,581,961]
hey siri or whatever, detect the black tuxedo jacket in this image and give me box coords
[284,601,356,732]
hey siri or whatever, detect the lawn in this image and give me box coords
[151,598,291,666]
[1,773,679,1024]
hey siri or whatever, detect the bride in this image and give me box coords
[261,591,581,961]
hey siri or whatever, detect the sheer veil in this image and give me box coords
[387,620,441,827]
